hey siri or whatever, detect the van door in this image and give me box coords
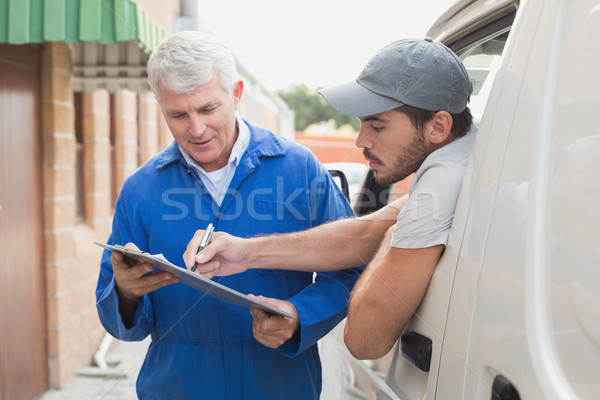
[319,2,519,399]
[384,10,516,398]
[437,0,600,398]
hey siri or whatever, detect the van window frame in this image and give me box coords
[442,4,517,53]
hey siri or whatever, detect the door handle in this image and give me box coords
[400,331,432,372]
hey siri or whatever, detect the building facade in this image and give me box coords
[0,1,292,398]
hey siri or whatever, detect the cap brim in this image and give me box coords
[319,80,404,117]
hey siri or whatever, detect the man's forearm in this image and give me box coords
[247,197,406,272]
[344,236,444,360]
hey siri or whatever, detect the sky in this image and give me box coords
[197,0,457,92]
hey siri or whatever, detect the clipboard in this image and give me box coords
[95,242,296,319]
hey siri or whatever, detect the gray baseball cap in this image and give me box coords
[319,38,473,116]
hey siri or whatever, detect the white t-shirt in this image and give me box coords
[391,126,477,249]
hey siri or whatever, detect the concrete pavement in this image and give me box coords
[41,337,149,400]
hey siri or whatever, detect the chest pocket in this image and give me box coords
[250,199,313,231]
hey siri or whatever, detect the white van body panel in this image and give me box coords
[442,0,600,398]
[321,0,600,398]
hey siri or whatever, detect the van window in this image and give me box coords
[456,30,510,126]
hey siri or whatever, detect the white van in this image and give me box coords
[321,0,600,398]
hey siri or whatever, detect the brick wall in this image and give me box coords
[294,131,365,164]
[42,41,102,388]
[138,91,160,164]
[41,42,171,388]
[82,90,112,238]
[112,90,139,202]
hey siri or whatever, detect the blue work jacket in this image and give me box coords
[96,120,361,399]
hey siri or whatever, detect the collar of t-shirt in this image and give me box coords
[179,115,250,206]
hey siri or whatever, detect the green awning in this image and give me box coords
[0,0,167,53]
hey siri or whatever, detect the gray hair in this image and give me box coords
[147,31,238,105]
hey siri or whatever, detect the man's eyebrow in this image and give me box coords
[360,116,388,123]
[166,101,219,115]
[199,101,220,110]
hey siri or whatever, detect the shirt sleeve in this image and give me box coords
[95,181,155,341]
[391,160,466,249]
[280,158,363,357]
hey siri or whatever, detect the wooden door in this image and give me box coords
[0,43,48,399]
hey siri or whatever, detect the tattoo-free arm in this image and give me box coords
[187,197,407,275]
[344,226,444,360]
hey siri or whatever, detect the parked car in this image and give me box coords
[320,0,600,398]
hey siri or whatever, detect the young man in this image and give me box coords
[186,37,476,360]
[95,31,360,399]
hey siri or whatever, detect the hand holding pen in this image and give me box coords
[185,226,251,279]
[191,223,214,272]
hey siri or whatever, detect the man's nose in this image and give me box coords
[189,115,207,136]
[355,124,371,149]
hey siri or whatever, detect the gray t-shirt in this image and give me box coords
[391,126,477,249]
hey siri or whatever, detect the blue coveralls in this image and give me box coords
[96,120,361,399]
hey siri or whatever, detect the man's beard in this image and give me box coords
[365,129,430,186]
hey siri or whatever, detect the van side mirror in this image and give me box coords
[353,169,390,216]
[491,375,521,400]
[327,169,350,202]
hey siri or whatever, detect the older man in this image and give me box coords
[96,31,360,399]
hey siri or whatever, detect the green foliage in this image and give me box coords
[277,84,360,132]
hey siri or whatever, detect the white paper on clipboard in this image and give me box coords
[95,242,296,319]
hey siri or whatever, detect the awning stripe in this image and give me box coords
[44,0,66,42]
[8,0,31,43]
[0,0,4,42]
[30,0,43,42]
[0,0,166,53]
[79,0,102,42]
[65,0,79,42]
[99,0,116,44]
[113,0,136,42]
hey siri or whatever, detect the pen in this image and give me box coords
[191,223,214,272]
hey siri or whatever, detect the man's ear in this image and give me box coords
[427,111,453,144]
[233,80,244,110]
